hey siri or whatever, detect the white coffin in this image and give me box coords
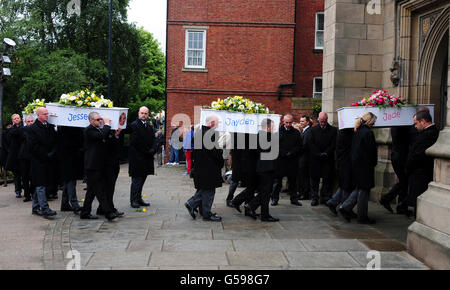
[337,104,434,130]
[45,103,129,130]
[200,109,281,134]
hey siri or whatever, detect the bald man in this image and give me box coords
[28,107,57,217]
[308,112,337,206]
[6,114,24,198]
[128,106,157,208]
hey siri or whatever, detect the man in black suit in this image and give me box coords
[128,106,156,208]
[80,112,117,221]
[18,116,35,202]
[402,110,439,216]
[308,112,337,206]
[271,114,302,206]
[297,115,312,200]
[6,114,23,198]
[185,115,224,221]
[97,128,124,217]
[28,107,57,217]
[246,119,280,222]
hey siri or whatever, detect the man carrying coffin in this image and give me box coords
[80,112,117,221]
[185,114,224,221]
[128,106,156,208]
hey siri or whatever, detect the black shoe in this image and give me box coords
[185,202,196,220]
[138,199,150,207]
[311,199,319,207]
[61,206,74,212]
[299,194,310,200]
[73,207,82,214]
[338,208,352,222]
[32,209,42,216]
[80,214,98,220]
[349,210,358,219]
[105,212,118,221]
[16,193,22,198]
[320,199,329,205]
[379,199,394,213]
[23,197,32,202]
[327,201,338,216]
[357,217,376,224]
[244,204,257,220]
[96,208,105,216]
[231,200,242,213]
[226,200,233,207]
[203,214,222,222]
[40,209,57,217]
[131,202,140,208]
[271,200,278,206]
[396,206,411,216]
[114,209,125,216]
[290,200,302,206]
[261,215,279,222]
[49,194,58,200]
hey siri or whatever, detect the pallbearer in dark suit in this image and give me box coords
[97,128,124,217]
[128,106,156,208]
[18,116,35,202]
[246,119,279,222]
[308,112,337,206]
[28,107,57,217]
[57,126,84,213]
[80,112,117,221]
[403,110,439,216]
[271,114,303,206]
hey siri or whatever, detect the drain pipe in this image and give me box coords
[278,83,296,100]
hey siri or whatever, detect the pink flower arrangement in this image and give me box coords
[350,89,407,108]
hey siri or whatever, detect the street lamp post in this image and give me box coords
[0,38,16,146]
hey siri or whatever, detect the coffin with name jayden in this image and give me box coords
[42,103,129,130]
[337,104,434,130]
[200,109,281,134]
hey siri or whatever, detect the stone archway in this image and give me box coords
[416,7,449,128]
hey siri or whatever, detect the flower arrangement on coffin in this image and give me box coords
[350,89,407,108]
[208,96,271,114]
[24,99,46,114]
[59,88,113,109]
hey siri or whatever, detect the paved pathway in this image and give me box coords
[0,164,428,270]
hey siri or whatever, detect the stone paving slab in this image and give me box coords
[0,163,431,269]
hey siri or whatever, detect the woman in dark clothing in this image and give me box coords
[339,112,378,224]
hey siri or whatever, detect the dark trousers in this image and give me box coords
[272,174,297,202]
[130,176,147,204]
[233,174,257,206]
[310,174,333,202]
[12,168,22,195]
[187,188,216,218]
[405,172,431,208]
[81,170,112,216]
[380,182,407,206]
[19,159,32,199]
[102,165,120,211]
[249,172,274,218]
[226,180,239,201]
[297,166,310,197]
[61,180,80,210]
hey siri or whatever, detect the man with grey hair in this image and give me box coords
[308,112,337,206]
[28,107,57,217]
[80,112,117,221]
[128,106,156,208]
[185,114,224,221]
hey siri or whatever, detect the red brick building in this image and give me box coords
[166,0,323,130]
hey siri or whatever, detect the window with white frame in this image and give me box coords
[185,29,206,69]
[315,12,324,50]
[313,77,322,98]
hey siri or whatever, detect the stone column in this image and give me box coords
[407,27,450,269]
